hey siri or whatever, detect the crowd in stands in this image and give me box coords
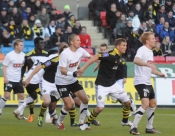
[0,0,93,53]
[88,0,175,60]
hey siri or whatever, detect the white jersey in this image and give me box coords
[24,56,48,84]
[55,47,90,85]
[3,50,25,82]
[134,46,153,85]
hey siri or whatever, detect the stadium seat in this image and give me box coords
[100,12,107,27]
[154,56,165,63]
[1,47,13,55]
[0,54,5,60]
[27,47,34,52]
[23,47,28,54]
[24,40,34,47]
[56,10,62,15]
[84,48,94,55]
[166,56,175,63]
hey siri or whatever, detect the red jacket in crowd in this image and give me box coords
[78,33,91,47]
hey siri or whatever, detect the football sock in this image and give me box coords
[146,107,155,129]
[131,106,145,129]
[18,99,25,116]
[58,108,68,125]
[0,98,7,113]
[69,108,76,125]
[29,102,34,114]
[25,97,34,105]
[122,105,130,123]
[39,103,47,117]
[87,109,98,124]
[79,103,88,124]
[86,109,91,117]
[50,110,58,119]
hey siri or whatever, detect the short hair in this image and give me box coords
[115,38,126,46]
[34,37,44,46]
[66,25,72,30]
[14,39,23,47]
[55,26,62,31]
[68,34,78,44]
[59,42,68,54]
[140,32,154,44]
[81,26,86,30]
[100,43,108,48]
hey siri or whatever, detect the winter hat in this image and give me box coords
[68,13,74,19]
[35,19,41,24]
[64,5,70,10]
[57,14,65,20]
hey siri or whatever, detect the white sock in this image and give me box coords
[25,97,34,105]
[18,100,25,116]
[57,108,68,125]
[131,106,145,129]
[146,107,155,129]
[0,98,7,113]
[50,109,58,119]
[86,109,90,117]
[79,103,88,124]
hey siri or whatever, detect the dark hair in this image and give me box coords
[81,26,86,30]
[59,42,68,54]
[66,25,72,30]
[34,37,44,46]
[100,43,108,48]
[68,34,78,44]
[55,26,62,30]
[14,39,23,47]
[115,38,126,46]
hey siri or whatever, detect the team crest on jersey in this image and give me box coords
[44,61,51,67]
[102,52,109,57]
[98,95,102,100]
[69,62,78,68]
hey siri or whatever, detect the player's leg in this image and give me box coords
[145,85,161,134]
[80,85,108,130]
[130,84,150,135]
[0,82,13,118]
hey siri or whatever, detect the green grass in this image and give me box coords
[0,107,174,136]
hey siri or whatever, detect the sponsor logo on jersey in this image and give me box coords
[112,66,118,70]
[69,62,78,68]
[98,95,102,100]
[102,52,109,57]
[44,61,51,67]
[13,63,23,67]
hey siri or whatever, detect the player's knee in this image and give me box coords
[18,94,24,100]
[124,101,131,108]
[81,97,89,104]
[96,107,104,112]
[149,101,157,108]
[67,103,75,110]
[43,100,50,107]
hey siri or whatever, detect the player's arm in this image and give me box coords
[152,69,166,79]
[94,60,100,72]
[21,56,27,79]
[2,54,10,83]
[134,57,156,69]
[122,63,127,84]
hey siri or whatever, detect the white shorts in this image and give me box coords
[116,79,124,88]
[41,78,60,99]
[96,82,129,107]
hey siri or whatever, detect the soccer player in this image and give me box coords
[55,34,91,130]
[130,32,166,135]
[0,39,25,118]
[20,37,48,122]
[78,38,132,130]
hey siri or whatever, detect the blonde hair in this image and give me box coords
[14,39,23,47]
[162,36,171,45]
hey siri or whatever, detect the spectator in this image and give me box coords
[156,17,165,36]
[0,20,9,37]
[41,0,52,14]
[140,0,147,12]
[127,0,134,12]
[138,21,147,35]
[50,7,58,21]
[65,13,75,28]
[7,0,15,15]
[23,7,32,19]
[19,1,26,15]
[56,14,65,33]
[156,4,166,22]
[72,20,81,35]
[152,0,160,22]
[146,18,156,33]
[114,14,126,39]
[0,7,8,26]
[105,0,117,12]
[109,10,121,29]
[0,29,13,47]
[91,0,106,18]
[106,3,117,27]
[9,7,22,27]
[165,11,175,28]
[116,0,128,15]
[28,14,36,28]
[127,10,135,21]
[78,26,91,48]
[21,19,33,40]
[152,42,163,56]
[132,14,141,30]
[134,3,143,21]
[62,26,73,44]
[172,3,175,18]
[143,4,156,22]
[159,22,174,42]
[49,26,63,49]
[45,20,56,37]
[36,7,50,28]
[8,18,21,39]
[123,20,133,40]
[33,0,41,15]
[160,0,166,5]
[27,0,35,10]
[16,0,23,8]
[32,19,45,39]
[63,5,72,21]
[161,36,174,55]
[165,0,172,12]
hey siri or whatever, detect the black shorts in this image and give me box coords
[26,84,41,95]
[135,84,155,100]
[56,80,83,98]
[51,95,59,102]
[4,81,24,94]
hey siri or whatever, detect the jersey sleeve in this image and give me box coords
[30,56,37,63]
[135,47,143,59]
[59,52,68,67]
[3,54,10,66]
[41,60,52,71]
[97,52,110,60]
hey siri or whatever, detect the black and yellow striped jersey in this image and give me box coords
[41,54,59,83]
[95,48,123,87]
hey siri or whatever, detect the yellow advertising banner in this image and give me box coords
[0,77,154,105]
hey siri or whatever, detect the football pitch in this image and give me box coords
[0,107,174,136]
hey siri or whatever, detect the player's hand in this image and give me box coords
[23,79,30,87]
[94,67,98,72]
[123,78,127,84]
[159,73,166,79]
[77,67,85,76]
[146,63,157,70]
[4,78,9,84]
